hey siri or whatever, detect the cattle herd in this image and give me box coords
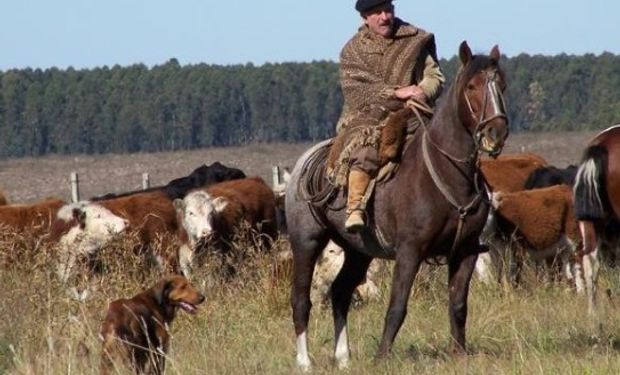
[0,139,615,373]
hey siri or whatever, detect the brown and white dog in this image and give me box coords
[100,275,205,375]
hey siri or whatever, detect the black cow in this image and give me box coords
[92,162,246,201]
[524,165,578,190]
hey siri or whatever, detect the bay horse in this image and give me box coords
[573,124,620,313]
[285,41,509,371]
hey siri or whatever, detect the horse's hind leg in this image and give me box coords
[330,249,372,369]
[578,220,600,315]
[290,233,328,371]
[448,246,478,354]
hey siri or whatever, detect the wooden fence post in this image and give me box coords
[142,173,150,190]
[70,172,80,203]
[272,165,281,188]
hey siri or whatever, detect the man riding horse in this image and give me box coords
[329,0,445,232]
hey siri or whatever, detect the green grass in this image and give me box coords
[2,231,620,375]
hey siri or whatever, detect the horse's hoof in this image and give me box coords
[374,349,390,362]
[335,357,350,370]
[297,363,311,373]
[296,356,312,373]
[449,345,467,357]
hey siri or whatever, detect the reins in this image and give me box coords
[408,99,475,165]
[421,132,484,257]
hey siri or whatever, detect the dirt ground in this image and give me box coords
[0,131,597,203]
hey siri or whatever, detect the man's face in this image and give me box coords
[363,3,395,38]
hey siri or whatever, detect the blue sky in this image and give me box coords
[1,0,617,70]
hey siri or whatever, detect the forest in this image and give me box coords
[0,52,619,157]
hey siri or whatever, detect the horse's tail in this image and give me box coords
[573,145,608,220]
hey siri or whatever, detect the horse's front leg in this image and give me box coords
[291,237,326,372]
[448,245,479,354]
[330,249,372,369]
[376,246,422,358]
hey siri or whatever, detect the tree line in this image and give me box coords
[1,53,619,157]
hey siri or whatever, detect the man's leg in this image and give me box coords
[345,146,379,232]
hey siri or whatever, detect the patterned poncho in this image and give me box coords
[327,18,444,185]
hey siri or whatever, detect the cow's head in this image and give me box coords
[174,191,228,247]
[56,202,129,282]
[63,203,128,241]
[57,202,128,252]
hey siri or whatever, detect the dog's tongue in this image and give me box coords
[179,302,198,314]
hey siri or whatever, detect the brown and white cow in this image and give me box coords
[0,198,66,236]
[488,185,582,288]
[53,190,180,280]
[476,152,549,283]
[480,152,547,193]
[0,198,66,266]
[174,177,277,277]
[51,202,129,282]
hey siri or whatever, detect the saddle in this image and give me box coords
[327,100,433,187]
[299,102,430,215]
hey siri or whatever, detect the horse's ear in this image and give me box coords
[459,41,472,65]
[490,45,501,63]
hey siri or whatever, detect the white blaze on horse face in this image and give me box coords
[296,331,311,372]
[179,191,228,246]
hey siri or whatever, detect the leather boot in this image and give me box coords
[345,169,371,233]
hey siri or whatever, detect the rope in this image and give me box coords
[296,140,343,211]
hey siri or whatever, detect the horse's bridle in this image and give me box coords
[463,68,508,156]
[416,68,508,259]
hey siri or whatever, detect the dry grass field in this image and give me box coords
[3,130,620,375]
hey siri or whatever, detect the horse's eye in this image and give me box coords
[467,83,476,90]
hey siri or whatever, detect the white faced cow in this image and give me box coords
[53,202,129,282]
[174,177,277,277]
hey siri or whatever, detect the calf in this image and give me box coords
[0,198,65,236]
[489,185,581,287]
[174,177,277,276]
[100,275,205,375]
[481,152,547,193]
[476,152,548,283]
[54,190,180,280]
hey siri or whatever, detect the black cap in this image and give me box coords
[355,0,393,13]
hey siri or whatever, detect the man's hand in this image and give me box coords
[394,84,427,103]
